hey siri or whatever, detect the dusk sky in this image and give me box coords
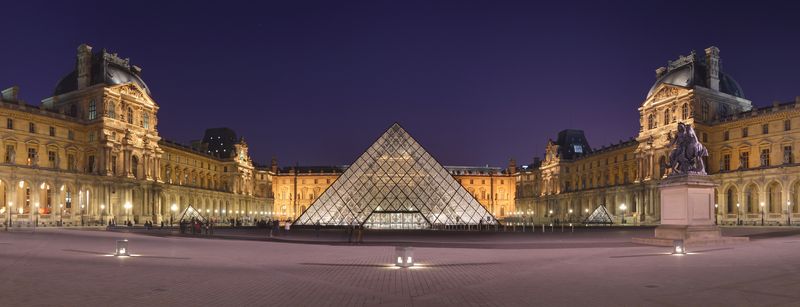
[2,1,799,168]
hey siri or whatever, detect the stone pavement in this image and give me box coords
[0,228,799,306]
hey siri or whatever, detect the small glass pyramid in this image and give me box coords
[294,123,498,229]
[583,205,614,225]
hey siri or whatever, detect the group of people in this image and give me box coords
[179,218,215,235]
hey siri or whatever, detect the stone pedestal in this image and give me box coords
[633,174,748,247]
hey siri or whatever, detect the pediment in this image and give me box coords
[644,84,688,107]
[111,83,156,106]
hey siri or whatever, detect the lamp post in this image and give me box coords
[788,201,792,226]
[59,204,63,226]
[619,203,627,224]
[124,202,132,224]
[100,204,106,225]
[736,203,740,225]
[568,208,573,223]
[5,202,11,231]
[714,204,718,225]
[170,204,177,226]
[34,202,39,231]
[80,204,85,226]
[760,202,765,226]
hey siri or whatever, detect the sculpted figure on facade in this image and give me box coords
[667,122,708,176]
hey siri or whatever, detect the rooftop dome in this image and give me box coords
[646,49,743,99]
[53,47,150,96]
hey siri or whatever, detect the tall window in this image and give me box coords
[65,190,72,211]
[111,155,117,175]
[701,102,710,120]
[722,154,731,171]
[26,147,36,165]
[784,146,793,164]
[785,120,792,131]
[88,99,97,120]
[681,103,689,120]
[762,123,769,134]
[48,151,56,168]
[724,130,729,141]
[88,155,95,173]
[742,127,749,138]
[648,114,656,129]
[740,151,750,169]
[143,113,150,129]
[663,109,670,125]
[28,122,35,133]
[127,108,133,124]
[760,148,770,167]
[6,118,12,129]
[49,126,55,137]
[108,103,116,119]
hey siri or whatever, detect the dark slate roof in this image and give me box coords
[54,49,150,96]
[647,51,743,98]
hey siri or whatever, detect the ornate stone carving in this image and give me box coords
[667,123,708,176]
[119,84,143,99]
[654,87,679,100]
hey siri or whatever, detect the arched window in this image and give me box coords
[726,187,736,214]
[88,100,97,120]
[663,109,670,125]
[768,182,781,213]
[131,156,139,178]
[681,103,689,120]
[127,108,133,124]
[143,113,150,129]
[647,114,656,129]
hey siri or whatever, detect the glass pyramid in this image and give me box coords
[294,123,498,229]
[583,205,613,225]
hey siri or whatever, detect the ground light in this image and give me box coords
[672,239,686,255]
[395,246,414,268]
[115,239,130,257]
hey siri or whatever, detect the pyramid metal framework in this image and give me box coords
[294,123,498,229]
[583,205,614,225]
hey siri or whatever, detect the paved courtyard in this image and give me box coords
[1,227,799,306]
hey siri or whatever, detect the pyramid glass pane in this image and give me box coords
[294,123,498,229]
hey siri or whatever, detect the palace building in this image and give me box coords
[515,46,800,226]
[0,45,272,227]
[2,44,797,229]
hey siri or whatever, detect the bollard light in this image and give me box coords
[395,246,414,268]
[672,239,686,255]
[115,239,130,256]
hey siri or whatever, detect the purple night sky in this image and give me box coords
[2,1,799,167]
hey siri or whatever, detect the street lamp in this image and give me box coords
[170,204,178,225]
[714,204,718,225]
[760,202,765,226]
[5,202,11,231]
[568,208,573,223]
[124,202,132,224]
[788,201,792,226]
[736,203,740,225]
[59,204,63,226]
[80,204,85,226]
[100,205,106,225]
[34,202,39,231]
[619,203,627,224]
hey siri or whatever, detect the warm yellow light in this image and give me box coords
[170,204,178,212]
[18,181,24,188]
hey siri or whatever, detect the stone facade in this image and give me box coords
[0,45,272,227]
[515,46,800,226]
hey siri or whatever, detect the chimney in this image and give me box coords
[655,67,667,79]
[507,158,517,174]
[77,44,93,90]
[705,46,720,91]
[270,157,278,173]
